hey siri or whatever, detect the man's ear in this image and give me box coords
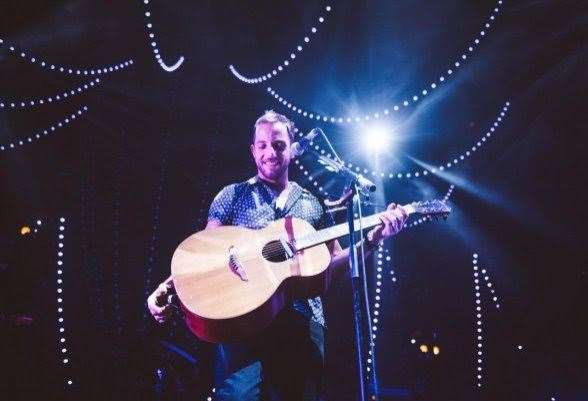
[250,143,255,158]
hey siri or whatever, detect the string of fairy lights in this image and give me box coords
[479,261,501,310]
[0,29,133,157]
[141,0,185,72]
[472,252,501,388]
[368,183,455,357]
[473,253,485,388]
[0,78,101,110]
[229,4,333,84]
[205,388,216,401]
[443,184,455,203]
[54,217,73,387]
[365,246,394,401]
[291,101,510,180]
[369,246,394,346]
[0,106,88,152]
[365,178,453,396]
[264,0,506,124]
[0,1,525,398]
[365,244,387,401]
[0,38,133,75]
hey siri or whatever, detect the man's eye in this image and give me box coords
[273,142,286,151]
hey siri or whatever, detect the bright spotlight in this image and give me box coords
[362,124,392,156]
[419,344,428,353]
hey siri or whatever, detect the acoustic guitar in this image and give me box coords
[171,200,450,343]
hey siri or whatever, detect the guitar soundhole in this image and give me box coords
[262,241,289,263]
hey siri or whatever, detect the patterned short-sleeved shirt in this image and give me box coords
[207,176,334,326]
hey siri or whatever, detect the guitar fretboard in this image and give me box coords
[295,213,385,250]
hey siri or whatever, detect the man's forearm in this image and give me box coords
[329,239,378,272]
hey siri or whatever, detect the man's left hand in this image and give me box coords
[367,202,408,244]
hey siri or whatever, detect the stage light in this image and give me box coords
[419,344,429,353]
[433,346,440,355]
[20,226,31,235]
[293,102,509,180]
[363,125,392,156]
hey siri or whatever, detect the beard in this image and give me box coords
[258,159,288,181]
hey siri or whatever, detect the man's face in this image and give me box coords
[251,122,292,183]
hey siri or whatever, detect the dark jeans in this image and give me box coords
[213,309,325,401]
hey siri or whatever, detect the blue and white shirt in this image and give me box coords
[207,176,334,326]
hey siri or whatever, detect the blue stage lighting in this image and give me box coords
[363,125,392,156]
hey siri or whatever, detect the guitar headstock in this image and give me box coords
[407,199,451,220]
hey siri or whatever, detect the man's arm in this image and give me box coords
[147,219,223,324]
[326,203,407,273]
[326,238,376,272]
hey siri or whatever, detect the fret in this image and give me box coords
[295,212,385,251]
[291,200,450,250]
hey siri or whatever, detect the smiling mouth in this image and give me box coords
[264,160,280,167]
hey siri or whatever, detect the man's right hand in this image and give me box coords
[147,279,174,324]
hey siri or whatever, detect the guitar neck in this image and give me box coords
[296,203,417,251]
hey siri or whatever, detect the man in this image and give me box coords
[147,110,407,400]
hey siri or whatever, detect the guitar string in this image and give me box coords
[257,214,392,256]
[234,205,443,263]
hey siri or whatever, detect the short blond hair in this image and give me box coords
[252,110,296,143]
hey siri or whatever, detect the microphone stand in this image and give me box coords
[306,134,379,401]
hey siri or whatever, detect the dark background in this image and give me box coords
[0,1,586,400]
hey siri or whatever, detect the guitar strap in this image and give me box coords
[225,177,304,223]
[275,183,303,218]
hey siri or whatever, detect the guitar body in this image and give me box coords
[171,217,332,343]
[170,199,451,343]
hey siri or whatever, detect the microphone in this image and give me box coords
[316,154,377,193]
[291,128,322,157]
[295,127,377,192]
